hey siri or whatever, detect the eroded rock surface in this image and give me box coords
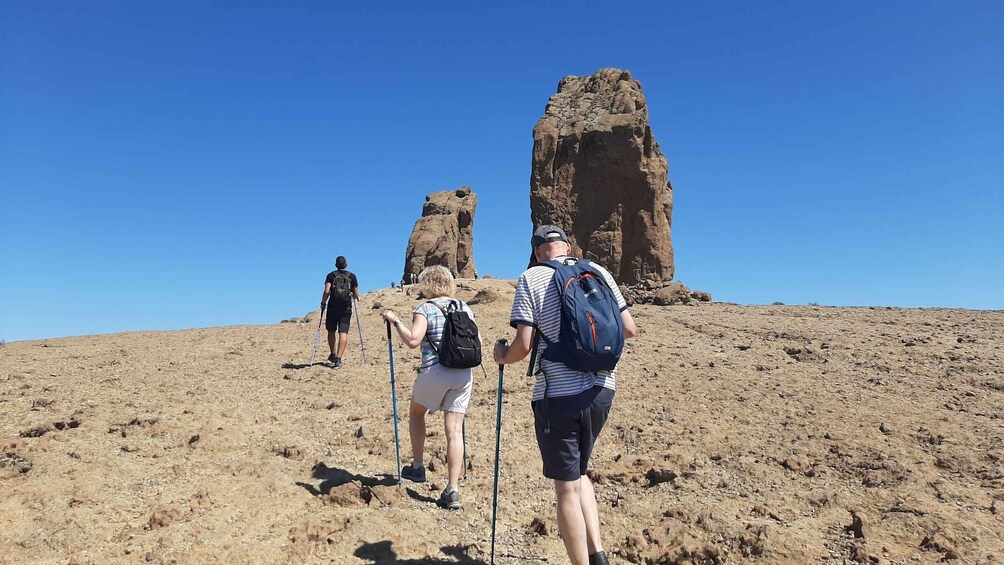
[403,186,477,281]
[531,68,673,285]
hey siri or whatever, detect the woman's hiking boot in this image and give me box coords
[589,551,610,565]
[439,486,461,510]
[401,463,426,483]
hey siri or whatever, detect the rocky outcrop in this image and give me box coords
[530,68,674,286]
[403,187,477,282]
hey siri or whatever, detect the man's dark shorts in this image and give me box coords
[532,386,614,481]
[325,304,351,333]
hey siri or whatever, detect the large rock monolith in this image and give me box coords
[530,68,674,286]
[403,187,477,282]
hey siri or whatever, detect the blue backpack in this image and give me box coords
[538,258,625,372]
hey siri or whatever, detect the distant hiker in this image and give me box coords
[381,265,481,510]
[494,225,637,565]
[320,256,359,367]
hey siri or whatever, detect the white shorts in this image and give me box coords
[412,363,473,414]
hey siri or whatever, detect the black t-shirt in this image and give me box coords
[325,270,358,309]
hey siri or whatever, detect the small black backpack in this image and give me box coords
[332,271,352,303]
[426,300,482,369]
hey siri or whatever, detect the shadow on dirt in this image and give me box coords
[405,486,440,506]
[281,362,328,370]
[296,462,397,496]
[354,540,487,564]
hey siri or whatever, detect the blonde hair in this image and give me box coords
[419,265,455,298]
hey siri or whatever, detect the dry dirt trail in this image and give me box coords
[2,279,1002,564]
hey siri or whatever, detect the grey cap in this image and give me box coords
[531,225,569,248]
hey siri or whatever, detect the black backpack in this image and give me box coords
[332,271,352,303]
[426,300,482,369]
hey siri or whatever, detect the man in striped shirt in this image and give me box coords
[494,225,638,565]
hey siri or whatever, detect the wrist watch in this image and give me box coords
[393,320,400,327]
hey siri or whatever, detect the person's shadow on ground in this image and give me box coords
[295,462,397,496]
[281,362,328,370]
[354,540,487,565]
[405,487,440,505]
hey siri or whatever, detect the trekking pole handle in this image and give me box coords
[496,339,508,372]
[386,320,392,339]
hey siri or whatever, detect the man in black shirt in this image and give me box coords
[320,256,360,367]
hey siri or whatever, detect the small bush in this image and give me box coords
[772,301,785,306]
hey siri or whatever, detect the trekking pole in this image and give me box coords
[386,321,403,485]
[309,304,326,365]
[353,299,368,364]
[490,340,507,565]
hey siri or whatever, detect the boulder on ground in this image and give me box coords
[651,282,692,306]
[690,290,712,302]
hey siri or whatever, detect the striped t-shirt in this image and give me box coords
[414,297,477,370]
[510,256,628,401]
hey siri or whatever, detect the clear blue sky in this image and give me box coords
[2,1,1002,341]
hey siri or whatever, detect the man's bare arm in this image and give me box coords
[493,323,535,365]
[321,282,331,308]
[622,309,637,339]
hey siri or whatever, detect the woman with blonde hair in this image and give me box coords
[381,265,479,510]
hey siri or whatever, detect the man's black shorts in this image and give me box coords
[532,386,614,481]
[325,305,351,333]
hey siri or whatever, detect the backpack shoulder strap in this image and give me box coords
[541,257,582,271]
[539,259,560,270]
[425,300,448,315]
[526,327,544,377]
[422,300,447,353]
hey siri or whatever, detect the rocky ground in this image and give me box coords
[1,279,1002,564]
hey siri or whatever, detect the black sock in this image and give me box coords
[589,551,609,565]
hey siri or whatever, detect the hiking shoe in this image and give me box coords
[440,486,461,510]
[589,551,610,565]
[334,358,343,368]
[327,353,338,363]
[401,464,426,483]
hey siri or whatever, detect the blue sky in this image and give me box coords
[2,1,1002,341]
